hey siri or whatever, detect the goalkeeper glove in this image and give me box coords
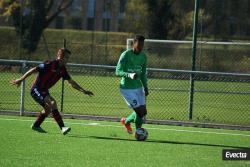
[128,73,138,79]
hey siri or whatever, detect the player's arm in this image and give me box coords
[115,52,137,79]
[140,56,149,96]
[67,79,94,96]
[10,67,38,87]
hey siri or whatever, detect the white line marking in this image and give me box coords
[0,117,250,137]
[86,123,100,126]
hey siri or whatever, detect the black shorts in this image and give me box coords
[30,88,50,107]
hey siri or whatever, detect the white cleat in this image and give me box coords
[61,127,71,135]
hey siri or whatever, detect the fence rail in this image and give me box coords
[0,59,249,129]
[2,59,250,76]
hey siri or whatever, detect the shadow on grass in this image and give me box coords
[68,134,250,149]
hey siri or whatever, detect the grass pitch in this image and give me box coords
[0,115,249,167]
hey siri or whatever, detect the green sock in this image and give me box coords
[135,114,143,129]
[125,112,136,124]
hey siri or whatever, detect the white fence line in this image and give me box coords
[1,59,250,77]
[126,38,250,45]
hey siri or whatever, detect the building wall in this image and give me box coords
[55,0,126,32]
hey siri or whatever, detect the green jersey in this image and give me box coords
[116,49,148,89]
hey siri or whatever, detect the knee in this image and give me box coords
[134,106,146,118]
[43,105,51,115]
[44,110,50,115]
[138,112,144,118]
[49,100,57,109]
[50,100,55,106]
[140,106,147,117]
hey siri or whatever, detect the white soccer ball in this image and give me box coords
[135,128,148,141]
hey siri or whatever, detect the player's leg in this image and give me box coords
[133,88,147,129]
[32,105,50,128]
[30,88,50,132]
[124,111,136,124]
[140,105,147,123]
[133,105,147,129]
[124,106,146,126]
[120,88,141,134]
[44,95,63,128]
[44,95,71,135]
[133,106,144,129]
[120,116,133,134]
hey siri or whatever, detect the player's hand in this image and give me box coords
[144,87,149,96]
[128,73,138,80]
[83,90,94,97]
[10,79,22,87]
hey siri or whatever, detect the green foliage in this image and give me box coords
[144,0,175,39]
[169,9,212,39]
[0,0,73,53]
[122,0,250,40]
[120,0,149,35]
[121,0,208,40]
[122,0,176,39]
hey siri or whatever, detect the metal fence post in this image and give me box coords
[61,77,65,113]
[20,61,26,116]
[188,0,200,120]
[60,39,66,112]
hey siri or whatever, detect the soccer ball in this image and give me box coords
[135,128,148,141]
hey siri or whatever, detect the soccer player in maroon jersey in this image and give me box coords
[10,48,94,135]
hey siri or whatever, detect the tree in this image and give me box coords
[143,0,175,39]
[199,0,250,40]
[122,0,179,39]
[120,0,149,35]
[0,0,73,54]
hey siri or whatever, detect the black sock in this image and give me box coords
[52,109,65,129]
[34,113,48,127]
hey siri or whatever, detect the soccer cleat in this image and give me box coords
[31,123,47,133]
[61,127,71,135]
[120,117,133,134]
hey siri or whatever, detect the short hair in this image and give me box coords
[60,48,71,55]
[133,35,145,42]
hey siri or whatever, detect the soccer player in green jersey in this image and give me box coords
[116,35,149,134]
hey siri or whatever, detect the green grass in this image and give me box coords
[1,71,250,125]
[0,115,249,167]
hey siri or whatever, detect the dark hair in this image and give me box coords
[134,34,145,42]
[60,48,71,55]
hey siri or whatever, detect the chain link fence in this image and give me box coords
[1,36,250,73]
[1,60,249,127]
[0,0,250,129]
[126,39,250,72]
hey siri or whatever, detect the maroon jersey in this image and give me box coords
[32,60,71,91]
